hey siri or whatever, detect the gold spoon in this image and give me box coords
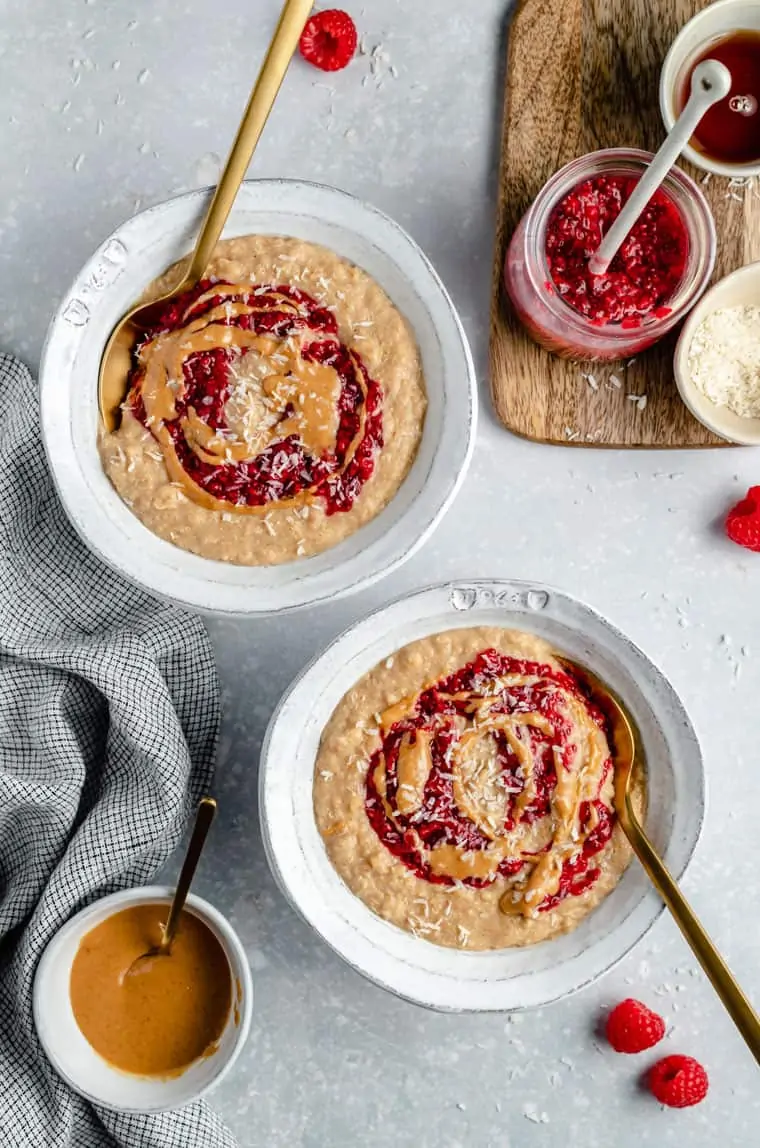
[127,796,217,975]
[558,656,760,1065]
[98,0,314,432]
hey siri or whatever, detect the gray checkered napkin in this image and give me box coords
[0,353,237,1148]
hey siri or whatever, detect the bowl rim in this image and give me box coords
[258,578,706,1013]
[39,177,478,617]
[32,885,253,1113]
[659,0,760,177]
[673,259,760,444]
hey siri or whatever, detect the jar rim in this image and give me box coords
[522,148,717,342]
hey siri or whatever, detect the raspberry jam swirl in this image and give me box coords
[365,650,615,917]
[126,281,383,515]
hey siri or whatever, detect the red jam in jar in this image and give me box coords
[545,175,689,328]
[503,149,715,362]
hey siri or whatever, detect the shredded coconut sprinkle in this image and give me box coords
[686,305,760,418]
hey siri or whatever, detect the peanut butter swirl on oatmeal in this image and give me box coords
[365,647,615,917]
[127,280,381,516]
[314,627,644,950]
[99,234,427,567]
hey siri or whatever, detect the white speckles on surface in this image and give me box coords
[3,0,760,1144]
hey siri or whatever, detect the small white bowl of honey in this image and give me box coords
[33,887,252,1113]
[660,0,760,177]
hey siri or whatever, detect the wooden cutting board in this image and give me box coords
[490,0,760,448]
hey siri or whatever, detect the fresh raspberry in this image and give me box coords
[299,9,357,72]
[726,486,760,552]
[648,1055,709,1108]
[605,998,666,1054]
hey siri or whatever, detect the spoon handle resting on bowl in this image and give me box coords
[620,795,760,1065]
[182,0,314,288]
[160,797,218,955]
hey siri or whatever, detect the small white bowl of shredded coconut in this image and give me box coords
[675,261,760,445]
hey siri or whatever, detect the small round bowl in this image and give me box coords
[39,180,476,616]
[660,0,760,178]
[674,260,760,444]
[259,580,705,1013]
[33,887,253,1113]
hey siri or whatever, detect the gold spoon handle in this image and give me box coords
[160,797,218,953]
[182,0,314,287]
[623,798,760,1064]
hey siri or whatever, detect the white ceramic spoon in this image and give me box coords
[588,59,732,276]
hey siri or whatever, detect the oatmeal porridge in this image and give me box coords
[313,627,645,950]
[99,236,427,565]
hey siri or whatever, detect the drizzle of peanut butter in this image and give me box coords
[454,712,553,840]
[500,693,607,916]
[428,841,511,882]
[133,285,364,516]
[379,694,417,730]
[395,730,432,815]
[371,669,612,918]
[261,358,340,457]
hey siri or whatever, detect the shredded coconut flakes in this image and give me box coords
[687,305,760,418]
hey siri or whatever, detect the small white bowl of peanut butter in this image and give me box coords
[33,886,252,1113]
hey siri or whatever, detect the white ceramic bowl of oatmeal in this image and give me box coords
[39,180,476,615]
[259,580,705,1013]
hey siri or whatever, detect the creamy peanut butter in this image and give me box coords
[69,904,232,1078]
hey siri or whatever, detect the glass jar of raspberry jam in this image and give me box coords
[504,148,716,362]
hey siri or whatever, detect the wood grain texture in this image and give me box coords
[490,0,760,448]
